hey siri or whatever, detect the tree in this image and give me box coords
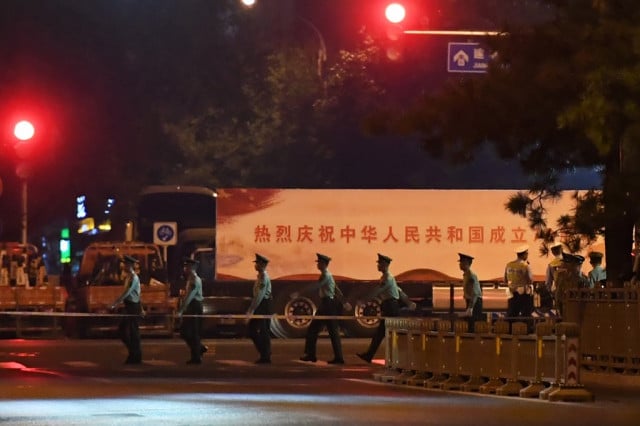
[395,0,640,285]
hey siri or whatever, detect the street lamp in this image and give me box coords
[13,120,34,244]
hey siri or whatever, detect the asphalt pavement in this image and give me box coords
[0,338,639,426]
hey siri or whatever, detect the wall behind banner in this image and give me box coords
[215,189,604,281]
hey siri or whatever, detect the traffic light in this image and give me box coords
[13,120,35,141]
[383,3,406,61]
[385,3,406,24]
[60,227,71,264]
[12,119,36,161]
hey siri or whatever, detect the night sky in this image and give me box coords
[0,0,600,242]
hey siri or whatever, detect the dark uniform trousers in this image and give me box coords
[180,300,203,362]
[507,291,534,318]
[507,290,534,332]
[465,297,483,332]
[363,298,399,359]
[304,297,343,360]
[119,301,142,362]
[248,298,272,361]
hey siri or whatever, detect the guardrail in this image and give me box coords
[564,287,640,375]
[0,286,66,337]
[376,317,594,402]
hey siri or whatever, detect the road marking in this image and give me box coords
[143,359,176,366]
[216,360,254,367]
[64,361,99,368]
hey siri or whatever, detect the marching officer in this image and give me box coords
[459,253,483,332]
[504,245,534,321]
[246,253,272,364]
[177,258,207,364]
[110,255,143,365]
[357,253,399,364]
[587,251,606,288]
[297,253,345,364]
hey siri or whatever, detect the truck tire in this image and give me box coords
[270,291,317,339]
[341,298,381,338]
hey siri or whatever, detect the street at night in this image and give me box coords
[1,338,639,426]
[2,1,640,425]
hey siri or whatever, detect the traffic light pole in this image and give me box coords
[21,179,28,244]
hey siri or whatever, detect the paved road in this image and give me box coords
[0,338,639,426]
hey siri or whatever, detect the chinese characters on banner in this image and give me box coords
[254,224,528,245]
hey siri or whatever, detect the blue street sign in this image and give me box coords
[153,222,177,245]
[447,42,490,73]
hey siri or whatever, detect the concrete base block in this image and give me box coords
[393,370,416,385]
[478,377,504,394]
[461,376,487,392]
[424,373,448,388]
[496,379,523,396]
[539,383,558,400]
[520,381,547,398]
[440,375,466,391]
[406,371,432,386]
[547,385,595,402]
[373,368,400,382]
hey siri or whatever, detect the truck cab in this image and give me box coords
[66,241,176,337]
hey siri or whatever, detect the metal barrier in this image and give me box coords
[565,288,640,375]
[382,317,594,401]
[0,286,66,337]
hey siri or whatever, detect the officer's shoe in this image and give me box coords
[201,345,209,354]
[356,353,372,364]
[124,357,142,365]
[187,358,202,365]
[327,358,345,365]
[255,358,271,364]
[299,354,317,363]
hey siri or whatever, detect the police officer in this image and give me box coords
[541,242,563,310]
[110,255,143,365]
[555,252,587,317]
[357,253,399,364]
[298,253,345,364]
[587,251,606,288]
[246,253,272,364]
[177,258,206,364]
[504,245,534,320]
[459,253,483,332]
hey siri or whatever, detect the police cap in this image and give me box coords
[254,253,269,264]
[122,255,139,264]
[588,251,603,262]
[183,257,198,266]
[550,242,563,250]
[458,253,474,262]
[316,253,331,263]
[562,253,585,264]
[377,253,392,264]
[516,245,529,255]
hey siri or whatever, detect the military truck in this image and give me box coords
[64,241,177,337]
[136,186,592,338]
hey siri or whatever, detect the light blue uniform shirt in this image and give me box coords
[368,271,399,301]
[114,270,140,305]
[463,269,482,306]
[315,269,336,298]
[588,265,606,288]
[179,271,203,314]
[248,270,271,313]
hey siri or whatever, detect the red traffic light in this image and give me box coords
[14,120,35,141]
[385,3,406,24]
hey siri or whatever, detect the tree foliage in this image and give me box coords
[397,0,640,284]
